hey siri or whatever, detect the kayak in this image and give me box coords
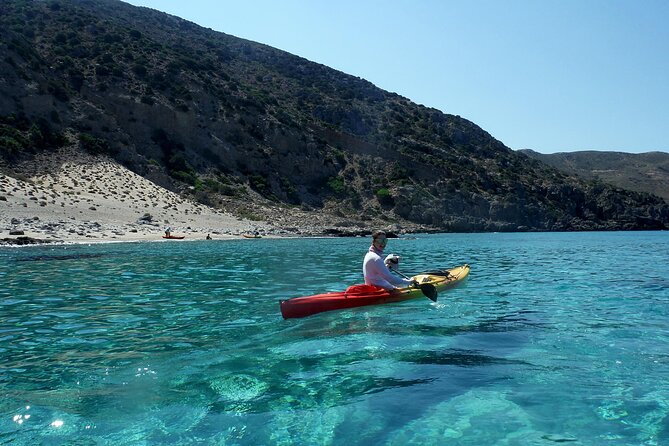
[162,235,185,239]
[280,264,470,319]
[242,234,262,239]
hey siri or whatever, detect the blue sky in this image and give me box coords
[123,0,668,154]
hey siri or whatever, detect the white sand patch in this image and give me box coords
[0,149,270,243]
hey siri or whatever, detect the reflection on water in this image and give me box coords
[0,232,668,444]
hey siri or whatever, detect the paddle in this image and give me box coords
[417,283,438,302]
[395,270,438,302]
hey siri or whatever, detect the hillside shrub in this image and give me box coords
[280,176,300,203]
[79,133,113,155]
[0,116,65,159]
[249,174,276,200]
[376,188,394,206]
[0,136,22,158]
[327,176,347,197]
[172,169,198,185]
[0,124,27,144]
[47,82,69,102]
[166,149,185,168]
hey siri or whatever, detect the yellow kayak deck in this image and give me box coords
[392,264,471,301]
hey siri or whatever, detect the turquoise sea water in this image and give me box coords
[1,232,668,445]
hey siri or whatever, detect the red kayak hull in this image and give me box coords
[280,265,470,319]
[280,285,400,319]
[162,235,185,239]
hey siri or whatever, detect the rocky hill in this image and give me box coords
[520,150,669,202]
[1,0,667,232]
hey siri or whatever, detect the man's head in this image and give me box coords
[372,230,387,250]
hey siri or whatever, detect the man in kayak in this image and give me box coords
[363,231,415,290]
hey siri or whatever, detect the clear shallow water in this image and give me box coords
[0,232,668,445]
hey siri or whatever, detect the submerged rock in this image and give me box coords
[0,236,61,246]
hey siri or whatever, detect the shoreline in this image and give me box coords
[0,233,287,248]
[0,149,275,246]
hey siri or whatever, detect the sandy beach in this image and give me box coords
[0,149,273,245]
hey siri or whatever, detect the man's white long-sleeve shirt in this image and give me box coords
[363,247,412,290]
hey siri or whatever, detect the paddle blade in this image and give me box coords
[420,284,438,302]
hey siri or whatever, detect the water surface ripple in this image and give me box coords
[1,232,668,445]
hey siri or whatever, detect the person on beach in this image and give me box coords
[165,226,171,237]
[206,233,212,240]
[362,230,415,290]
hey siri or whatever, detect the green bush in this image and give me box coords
[193,177,204,191]
[172,169,197,185]
[80,133,112,155]
[220,184,241,196]
[202,176,245,196]
[28,124,43,145]
[327,176,347,196]
[203,178,221,191]
[0,124,26,143]
[330,148,347,165]
[249,174,276,200]
[280,177,300,203]
[167,152,191,173]
[0,136,22,157]
[375,188,394,206]
[249,174,269,191]
[0,117,65,156]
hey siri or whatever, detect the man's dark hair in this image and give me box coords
[372,230,386,240]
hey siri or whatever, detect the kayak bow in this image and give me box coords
[280,264,470,319]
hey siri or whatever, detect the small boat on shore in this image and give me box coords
[242,233,262,239]
[162,235,185,240]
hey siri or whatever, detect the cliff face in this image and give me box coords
[1,0,667,232]
[521,150,669,202]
